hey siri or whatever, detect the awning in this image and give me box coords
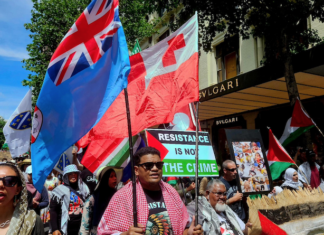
[199,43,324,120]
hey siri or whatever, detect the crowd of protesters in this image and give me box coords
[1,144,324,235]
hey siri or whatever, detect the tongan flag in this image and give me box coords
[31,0,130,191]
[85,13,199,141]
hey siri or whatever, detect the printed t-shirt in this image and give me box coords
[217,212,245,235]
[220,177,246,221]
[143,188,173,235]
[68,190,84,234]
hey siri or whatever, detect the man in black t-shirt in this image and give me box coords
[220,160,246,221]
[97,147,204,235]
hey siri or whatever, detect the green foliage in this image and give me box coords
[119,0,159,49]
[23,0,158,104]
[23,0,91,104]
[0,117,6,147]
[150,0,324,63]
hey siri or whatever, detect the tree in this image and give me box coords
[151,0,324,106]
[23,0,158,104]
[0,117,6,147]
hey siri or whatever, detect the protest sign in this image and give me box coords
[145,129,218,177]
[225,129,273,196]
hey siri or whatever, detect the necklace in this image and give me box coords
[0,220,10,228]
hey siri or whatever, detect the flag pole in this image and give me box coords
[124,88,137,227]
[194,101,199,226]
[314,123,324,138]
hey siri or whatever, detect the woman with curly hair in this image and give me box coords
[0,162,44,235]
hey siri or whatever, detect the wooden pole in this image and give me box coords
[194,101,199,225]
[124,88,137,227]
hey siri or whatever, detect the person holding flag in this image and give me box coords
[97,147,203,235]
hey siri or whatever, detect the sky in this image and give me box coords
[0,0,33,120]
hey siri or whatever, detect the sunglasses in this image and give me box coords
[226,168,237,172]
[211,191,227,197]
[0,176,19,187]
[138,162,164,170]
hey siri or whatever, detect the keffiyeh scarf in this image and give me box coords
[186,196,243,235]
[51,173,89,235]
[97,180,189,235]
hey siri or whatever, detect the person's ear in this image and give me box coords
[134,166,139,176]
[205,190,210,200]
[15,186,22,196]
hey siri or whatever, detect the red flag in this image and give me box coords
[77,15,198,171]
[291,99,314,127]
[258,211,287,235]
[88,15,199,139]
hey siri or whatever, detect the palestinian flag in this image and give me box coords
[267,129,295,180]
[167,177,178,185]
[249,206,287,235]
[279,99,314,146]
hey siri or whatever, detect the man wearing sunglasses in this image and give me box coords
[187,179,252,235]
[98,147,203,235]
[219,160,246,221]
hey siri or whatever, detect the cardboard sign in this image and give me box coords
[145,129,219,177]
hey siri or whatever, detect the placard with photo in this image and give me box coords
[225,130,272,195]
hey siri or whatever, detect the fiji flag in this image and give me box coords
[31,0,130,191]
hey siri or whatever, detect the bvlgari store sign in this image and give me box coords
[215,117,239,125]
[199,78,239,101]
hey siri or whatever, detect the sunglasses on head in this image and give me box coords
[0,176,19,187]
[226,168,237,172]
[138,162,164,170]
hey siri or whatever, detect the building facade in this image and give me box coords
[139,13,324,164]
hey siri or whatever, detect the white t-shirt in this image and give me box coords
[217,212,245,235]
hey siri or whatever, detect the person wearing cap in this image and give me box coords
[25,165,49,215]
[298,150,323,189]
[50,164,90,235]
[79,167,123,235]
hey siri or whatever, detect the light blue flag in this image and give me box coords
[31,0,130,191]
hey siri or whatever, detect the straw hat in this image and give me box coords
[18,159,31,167]
[95,166,123,191]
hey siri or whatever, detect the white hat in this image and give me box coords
[26,165,32,174]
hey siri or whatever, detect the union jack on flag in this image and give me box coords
[48,0,121,86]
[31,0,130,192]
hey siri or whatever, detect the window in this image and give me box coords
[215,35,240,82]
[158,30,170,42]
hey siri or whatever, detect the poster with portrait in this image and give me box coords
[225,130,272,196]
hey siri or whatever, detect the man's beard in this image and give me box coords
[215,202,227,212]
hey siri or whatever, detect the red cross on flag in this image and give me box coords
[84,14,199,142]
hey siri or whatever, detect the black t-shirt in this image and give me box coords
[80,168,97,194]
[143,189,173,235]
[220,177,246,221]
